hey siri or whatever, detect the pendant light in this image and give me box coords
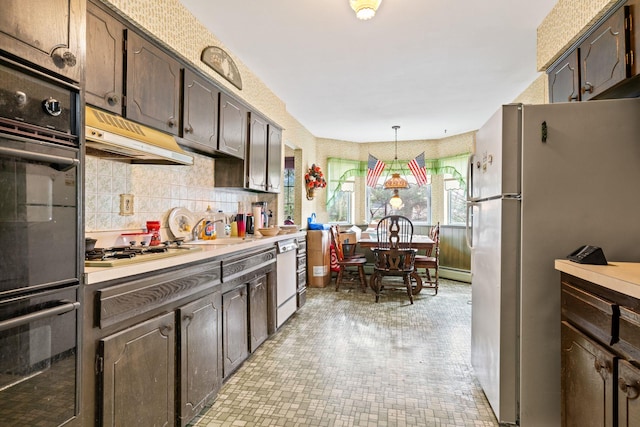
[384,126,409,190]
[389,189,403,209]
[384,125,408,209]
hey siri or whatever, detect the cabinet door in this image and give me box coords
[178,291,222,427]
[249,275,269,352]
[126,30,181,135]
[182,69,220,153]
[561,321,616,427]
[247,113,268,191]
[86,3,124,113]
[549,50,581,103]
[218,92,247,159]
[100,312,176,427]
[618,359,640,427]
[580,6,630,101]
[222,286,249,378]
[0,0,83,81]
[267,125,283,193]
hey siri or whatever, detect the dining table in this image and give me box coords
[358,235,435,253]
[357,235,435,295]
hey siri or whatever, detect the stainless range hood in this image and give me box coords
[85,106,193,165]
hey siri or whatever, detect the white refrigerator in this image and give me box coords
[467,98,640,427]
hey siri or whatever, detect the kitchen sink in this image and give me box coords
[184,237,253,245]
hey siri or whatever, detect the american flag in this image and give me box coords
[408,152,429,186]
[366,154,385,187]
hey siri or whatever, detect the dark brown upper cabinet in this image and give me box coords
[218,92,247,159]
[267,125,283,193]
[579,6,630,101]
[245,112,282,193]
[86,2,124,113]
[548,50,581,103]
[247,112,268,191]
[0,0,84,82]
[125,30,182,136]
[181,69,220,154]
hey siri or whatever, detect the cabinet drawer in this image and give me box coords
[297,270,307,289]
[297,288,306,308]
[297,254,307,270]
[619,307,640,363]
[561,283,617,345]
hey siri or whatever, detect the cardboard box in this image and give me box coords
[338,231,356,245]
[306,230,330,287]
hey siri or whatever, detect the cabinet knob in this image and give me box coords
[582,82,594,94]
[594,359,611,378]
[167,119,176,128]
[42,97,62,116]
[52,49,77,68]
[184,125,194,134]
[106,94,119,106]
[618,378,640,399]
[568,94,579,102]
[160,324,173,336]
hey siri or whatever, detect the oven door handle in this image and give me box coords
[0,146,79,172]
[0,300,80,332]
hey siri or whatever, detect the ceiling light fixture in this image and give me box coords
[349,0,381,20]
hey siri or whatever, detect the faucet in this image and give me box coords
[192,218,224,240]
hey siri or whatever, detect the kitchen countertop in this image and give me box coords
[84,232,305,285]
[555,259,640,300]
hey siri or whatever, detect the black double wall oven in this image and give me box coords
[0,58,82,426]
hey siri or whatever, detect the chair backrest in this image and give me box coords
[376,215,413,249]
[328,225,344,261]
[427,222,440,256]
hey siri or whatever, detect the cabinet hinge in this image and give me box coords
[95,355,104,374]
[627,14,633,32]
[627,51,635,67]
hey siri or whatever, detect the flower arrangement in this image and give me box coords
[305,164,327,189]
[305,164,326,200]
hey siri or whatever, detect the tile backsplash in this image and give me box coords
[85,152,271,236]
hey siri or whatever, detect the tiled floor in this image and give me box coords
[190,279,499,427]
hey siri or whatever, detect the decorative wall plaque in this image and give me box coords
[201,46,242,90]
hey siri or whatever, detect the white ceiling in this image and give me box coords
[178,0,558,143]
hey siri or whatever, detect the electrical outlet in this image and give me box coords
[119,194,134,216]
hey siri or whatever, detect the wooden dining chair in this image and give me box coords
[414,222,440,295]
[370,215,419,304]
[375,215,413,249]
[329,225,367,292]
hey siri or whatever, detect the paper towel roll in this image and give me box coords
[253,206,263,229]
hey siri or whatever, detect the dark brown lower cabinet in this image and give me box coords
[99,312,176,427]
[84,248,276,426]
[249,275,269,352]
[222,285,249,378]
[178,291,222,427]
[562,321,616,427]
[618,360,640,427]
[560,272,640,427]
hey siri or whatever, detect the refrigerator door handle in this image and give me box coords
[465,200,476,249]
[466,154,473,201]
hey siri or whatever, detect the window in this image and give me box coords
[283,157,295,222]
[445,177,466,225]
[367,173,431,224]
[327,158,360,224]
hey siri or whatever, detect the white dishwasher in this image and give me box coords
[276,239,298,328]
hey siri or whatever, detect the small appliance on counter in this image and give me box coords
[146,221,162,245]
